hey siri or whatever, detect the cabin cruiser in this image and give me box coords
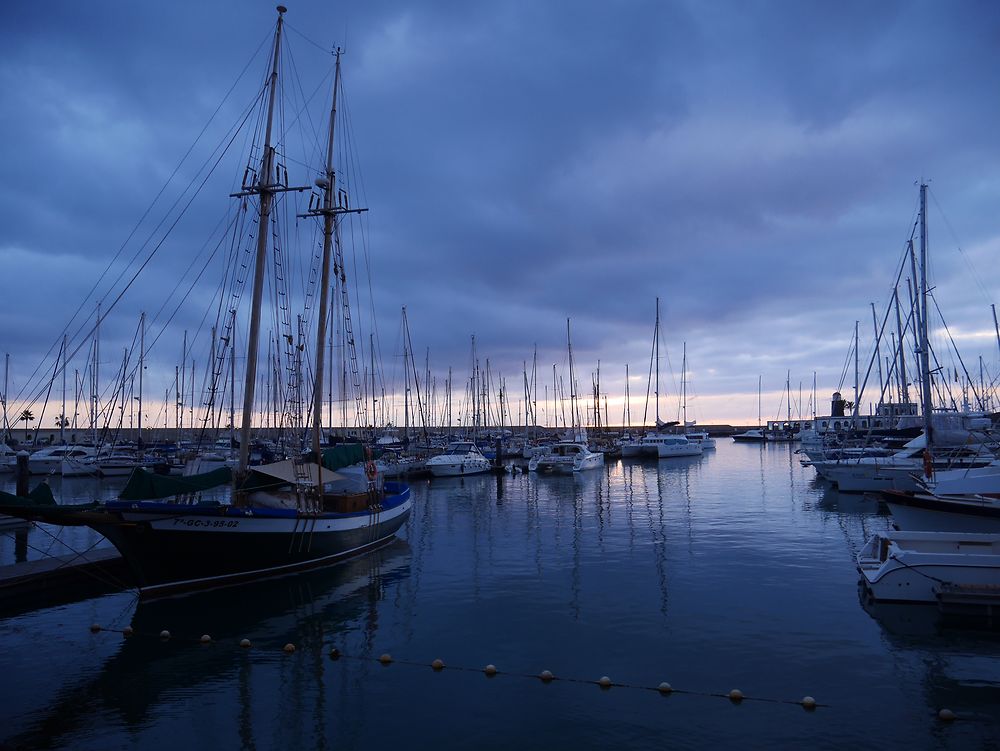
[27,445,101,476]
[857,530,1000,602]
[529,442,604,473]
[731,429,766,443]
[640,434,703,458]
[425,441,492,477]
[683,429,716,450]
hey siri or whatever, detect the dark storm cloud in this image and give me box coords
[3,0,1000,423]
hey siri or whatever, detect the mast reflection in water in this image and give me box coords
[2,442,1000,748]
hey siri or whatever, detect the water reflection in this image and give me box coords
[860,584,1000,728]
[5,541,412,750]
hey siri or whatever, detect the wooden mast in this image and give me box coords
[236,6,286,477]
[302,48,368,466]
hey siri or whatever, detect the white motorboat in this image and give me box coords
[529,442,604,473]
[857,530,1000,603]
[27,445,100,475]
[97,452,148,478]
[731,429,767,443]
[640,433,703,458]
[683,430,716,449]
[425,441,492,477]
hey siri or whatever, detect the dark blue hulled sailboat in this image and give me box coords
[0,8,411,596]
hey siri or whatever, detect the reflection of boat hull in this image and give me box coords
[427,460,491,477]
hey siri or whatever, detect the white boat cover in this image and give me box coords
[252,460,344,486]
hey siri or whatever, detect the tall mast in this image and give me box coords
[918,183,934,447]
[894,287,909,403]
[61,335,67,445]
[2,353,8,440]
[308,47,345,463]
[681,341,687,426]
[93,302,100,446]
[853,320,859,420]
[624,363,630,430]
[757,374,761,428]
[403,308,410,448]
[786,369,791,424]
[871,302,883,404]
[138,313,144,450]
[237,6,287,475]
[567,318,579,436]
[654,297,660,426]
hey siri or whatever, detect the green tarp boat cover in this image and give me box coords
[321,443,366,471]
[118,467,233,501]
[0,483,57,507]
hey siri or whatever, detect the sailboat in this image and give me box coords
[732,375,767,443]
[680,342,715,449]
[529,320,604,473]
[0,8,411,596]
[621,299,700,459]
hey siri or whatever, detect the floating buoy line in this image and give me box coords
[72,624,868,714]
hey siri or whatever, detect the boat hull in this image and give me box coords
[15,484,413,596]
[857,531,1000,603]
[883,490,1000,533]
[426,458,491,477]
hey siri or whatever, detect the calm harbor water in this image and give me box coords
[1,441,999,749]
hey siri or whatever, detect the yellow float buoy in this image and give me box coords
[122,626,134,638]
[431,659,445,671]
[657,682,673,694]
[159,630,171,640]
[801,696,817,710]
[728,689,743,702]
[938,708,956,722]
[484,664,497,676]
[539,670,554,683]
[379,653,392,665]
[240,639,251,649]
[200,634,212,644]
[598,676,612,689]
[283,643,296,653]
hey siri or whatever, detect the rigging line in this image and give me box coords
[285,22,333,53]
[929,292,982,408]
[283,38,328,172]
[146,208,238,336]
[928,188,994,307]
[13,87,269,411]
[86,105,263,370]
[13,34,274,406]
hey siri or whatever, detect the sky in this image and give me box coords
[3,0,1000,432]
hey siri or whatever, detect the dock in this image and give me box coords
[0,547,133,613]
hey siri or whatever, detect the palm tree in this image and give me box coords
[19,409,34,441]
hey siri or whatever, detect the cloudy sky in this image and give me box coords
[3,0,1000,431]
